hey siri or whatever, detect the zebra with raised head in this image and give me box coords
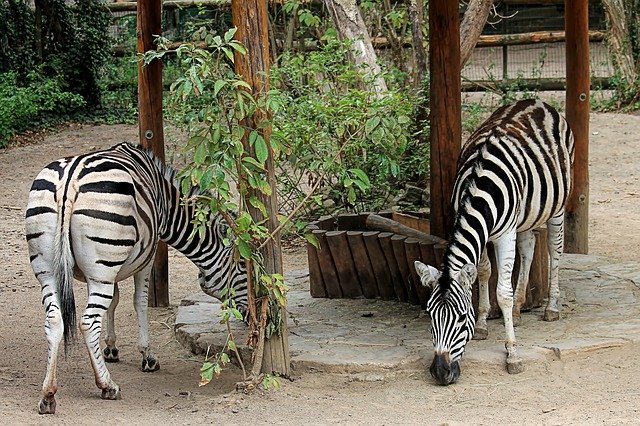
[414,99,574,385]
[25,142,247,414]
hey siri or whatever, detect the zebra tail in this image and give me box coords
[53,210,77,353]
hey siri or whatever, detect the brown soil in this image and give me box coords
[0,112,639,424]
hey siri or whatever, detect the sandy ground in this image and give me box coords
[0,111,639,425]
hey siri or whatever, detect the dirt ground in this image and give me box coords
[0,111,639,425]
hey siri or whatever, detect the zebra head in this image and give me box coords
[195,215,249,312]
[414,261,477,385]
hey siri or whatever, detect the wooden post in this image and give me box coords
[138,0,169,306]
[231,0,290,377]
[429,0,462,240]
[564,0,590,254]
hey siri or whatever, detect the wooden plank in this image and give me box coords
[313,230,342,298]
[378,232,407,301]
[391,235,419,305]
[429,0,461,239]
[405,237,428,308]
[564,0,590,254]
[337,213,366,231]
[315,215,336,231]
[325,231,363,298]
[363,231,395,300]
[390,211,431,234]
[307,234,327,298]
[138,0,168,307]
[346,231,378,299]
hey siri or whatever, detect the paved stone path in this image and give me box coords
[175,254,640,378]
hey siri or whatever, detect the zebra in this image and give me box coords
[414,99,574,385]
[25,142,247,414]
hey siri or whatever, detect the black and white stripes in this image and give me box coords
[415,99,574,385]
[26,142,247,414]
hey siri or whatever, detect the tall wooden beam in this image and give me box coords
[564,0,590,254]
[138,0,169,306]
[429,0,462,240]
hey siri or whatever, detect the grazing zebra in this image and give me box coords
[414,99,574,385]
[25,142,247,414]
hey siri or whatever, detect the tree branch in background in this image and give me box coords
[460,0,494,69]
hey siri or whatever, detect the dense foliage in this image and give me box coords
[0,0,112,145]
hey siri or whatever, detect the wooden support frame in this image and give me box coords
[138,0,169,306]
[428,0,462,240]
[564,0,590,253]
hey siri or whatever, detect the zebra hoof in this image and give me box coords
[141,356,160,372]
[473,327,488,340]
[103,346,120,363]
[38,396,56,414]
[507,357,525,374]
[101,385,121,400]
[543,309,560,322]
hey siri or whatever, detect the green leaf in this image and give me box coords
[227,340,237,351]
[365,116,380,135]
[347,187,356,204]
[349,168,371,187]
[213,79,227,96]
[254,134,269,164]
[237,239,252,259]
[194,143,207,165]
[304,233,320,249]
[224,27,237,43]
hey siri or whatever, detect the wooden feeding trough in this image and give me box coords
[306,212,550,319]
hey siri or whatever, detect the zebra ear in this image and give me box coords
[459,263,477,291]
[414,261,440,289]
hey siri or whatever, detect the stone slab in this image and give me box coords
[174,254,640,377]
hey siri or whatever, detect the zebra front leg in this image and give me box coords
[103,282,120,362]
[513,231,535,326]
[134,266,159,372]
[494,234,524,374]
[544,212,564,321]
[80,281,120,400]
[473,249,491,340]
[38,277,63,414]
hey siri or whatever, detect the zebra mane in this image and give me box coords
[134,143,202,198]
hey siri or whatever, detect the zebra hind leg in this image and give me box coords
[38,276,63,414]
[544,212,564,321]
[513,231,535,326]
[134,266,160,372]
[80,280,121,400]
[103,282,120,362]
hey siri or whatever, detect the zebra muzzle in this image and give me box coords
[430,353,460,385]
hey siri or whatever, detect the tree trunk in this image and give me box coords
[601,0,638,84]
[460,0,494,69]
[408,0,427,86]
[231,0,290,378]
[323,0,388,94]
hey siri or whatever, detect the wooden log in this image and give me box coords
[346,231,378,299]
[475,30,605,47]
[462,77,613,93]
[529,227,549,308]
[325,231,363,298]
[363,231,396,300]
[365,214,446,245]
[307,232,326,298]
[378,232,407,301]
[313,230,342,298]
[405,237,428,307]
[391,235,419,305]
